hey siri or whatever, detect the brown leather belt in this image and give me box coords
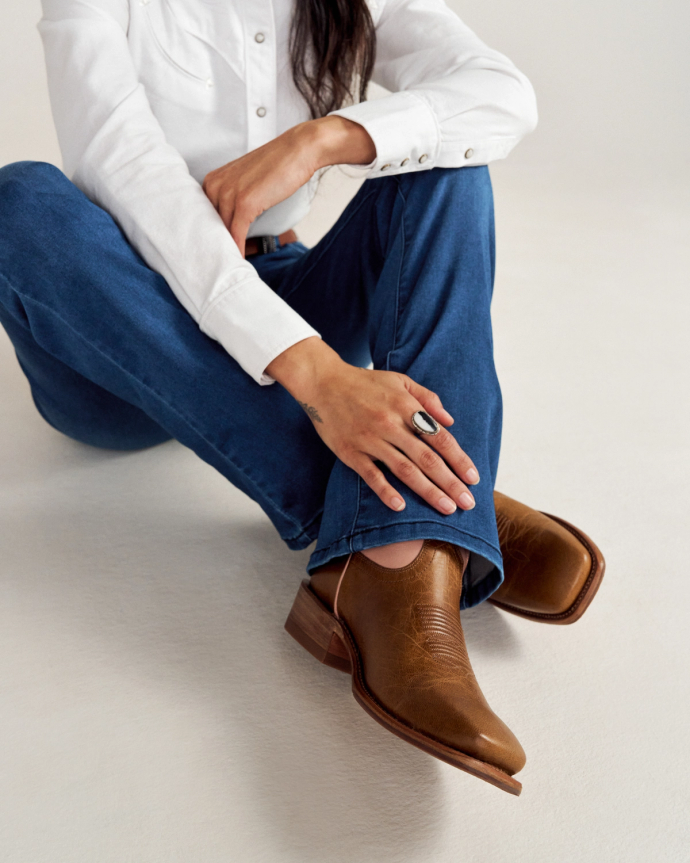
[245,229,298,258]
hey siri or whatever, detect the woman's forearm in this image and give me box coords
[262,119,375,391]
[202,118,375,257]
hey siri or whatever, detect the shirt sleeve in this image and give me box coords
[38,0,320,386]
[330,0,538,176]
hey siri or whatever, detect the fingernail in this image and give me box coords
[465,468,480,485]
[391,497,405,511]
[459,492,475,510]
[439,497,457,514]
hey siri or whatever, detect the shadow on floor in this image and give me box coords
[2,437,524,861]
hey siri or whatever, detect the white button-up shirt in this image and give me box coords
[39,0,537,384]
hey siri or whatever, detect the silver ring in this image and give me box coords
[411,410,441,436]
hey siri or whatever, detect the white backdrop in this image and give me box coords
[1,2,689,862]
[453,0,690,184]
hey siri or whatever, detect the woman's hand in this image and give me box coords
[267,339,480,515]
[203,116,376,256]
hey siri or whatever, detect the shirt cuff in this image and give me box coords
[329,91,441,177]
[199,277,321,386]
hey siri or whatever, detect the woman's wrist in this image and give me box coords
[298,115,376,171]
[265,336,343,401]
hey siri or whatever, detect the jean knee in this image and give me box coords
[0,160,65,186]
[403,164,491,199]
[0,162,69,216]
[398,166,494,242]
[31,387,174,452]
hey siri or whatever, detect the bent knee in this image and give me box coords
[404,164,491,194]
[399,166,494,235]
[0,161,70,212]
[0,160,65,186]
[32,391,174,452]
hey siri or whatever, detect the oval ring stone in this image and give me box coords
[411,410,441,435]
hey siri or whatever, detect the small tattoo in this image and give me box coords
[298,401,323,424]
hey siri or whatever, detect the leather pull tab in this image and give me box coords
[333,552,353,621]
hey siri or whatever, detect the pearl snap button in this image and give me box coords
[380,164,392,171]
[256,107,267,117]
[418,154,428,164]
[255,32,265,43]
[400,158,410,167]
[464,148,474,159]
[206,78,213,88]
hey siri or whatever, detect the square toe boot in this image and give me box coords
[491,491,606,624]
[285,540,526,795]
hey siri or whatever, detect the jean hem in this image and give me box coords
[282,524,321,551]
[306,521,504,609]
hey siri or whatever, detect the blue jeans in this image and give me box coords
[0,161,503,607]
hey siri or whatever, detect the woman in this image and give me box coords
[0,0,604,794]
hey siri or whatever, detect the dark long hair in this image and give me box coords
[290,0,377,119]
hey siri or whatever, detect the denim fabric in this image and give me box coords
[0,161,504,607]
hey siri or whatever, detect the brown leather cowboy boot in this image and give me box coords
[491,491,606,624]
[285,540,526,795]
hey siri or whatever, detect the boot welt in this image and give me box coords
[285,579,523,796]
[489,512,606,624]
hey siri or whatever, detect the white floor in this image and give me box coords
[2,163,689,862]
[2,5,690,862]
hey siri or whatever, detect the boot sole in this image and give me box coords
[285,579,523,796]
[489,512,606,624]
